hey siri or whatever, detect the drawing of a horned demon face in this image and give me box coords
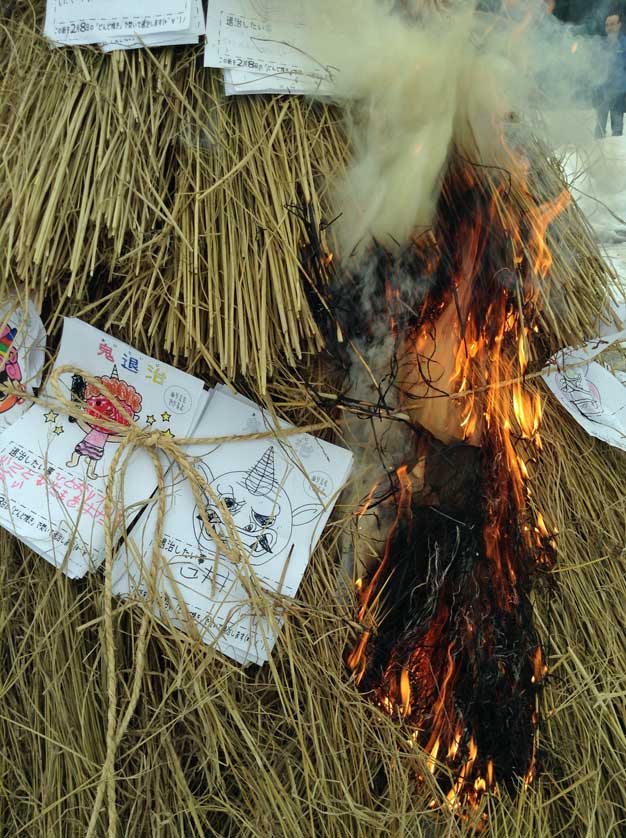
[192,446,320,566]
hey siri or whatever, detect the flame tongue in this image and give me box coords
[347,151,566,813]
[360,501,543,803]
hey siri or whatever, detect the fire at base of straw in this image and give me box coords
[311,142,579,820]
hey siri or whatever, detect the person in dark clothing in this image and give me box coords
[594,10,626,137]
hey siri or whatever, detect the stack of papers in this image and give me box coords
[113,386,353,665]
[0,318,207,578]
[44,0,336,95]
[44,0,205,51]
[203,0,335,96]
[542,306,626,453]
[0,319,353,664]
[0,300,46,431]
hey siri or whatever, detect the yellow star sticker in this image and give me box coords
[44,410,58,424]
[162,428,174,438]
[161,411,171,422]
[146,415,156,426]
[53,425,64,435]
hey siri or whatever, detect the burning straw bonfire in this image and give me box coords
[317,129,623,825]
[303,1,623,821]
[0,2,625,837]
[335,147,570,813]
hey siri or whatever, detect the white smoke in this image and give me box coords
[299,0,613,574]
[303,0,609,258]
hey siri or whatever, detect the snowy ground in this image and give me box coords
[556,112,626,282]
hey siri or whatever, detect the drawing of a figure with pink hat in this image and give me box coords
[66,365,143,479]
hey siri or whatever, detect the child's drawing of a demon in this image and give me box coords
[193,446,321,566]
[558,367,604,418]
[66,367,143,479]
[0,323,25,415]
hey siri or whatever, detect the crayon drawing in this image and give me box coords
[66,366,143,479]
[0,323,25,415]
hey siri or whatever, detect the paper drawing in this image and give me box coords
[557,367,604,418]
[543,317,626,452]
[0,323,25,415]
[112,387,353,664]
[0,318,206,578]
[192,444,321,566]
[0,300,46,429]
[66,368,143,479]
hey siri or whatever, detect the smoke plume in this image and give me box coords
[304,0,608,258]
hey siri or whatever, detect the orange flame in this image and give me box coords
[350,148,567,816]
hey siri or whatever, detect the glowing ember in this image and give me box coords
[345,149,568,814]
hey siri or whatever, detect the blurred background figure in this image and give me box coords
[593,8,626,136]
[554,1,623,33]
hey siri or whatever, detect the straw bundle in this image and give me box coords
[0,4,625,838]
[0,4,345,388]
[1,366,625,838]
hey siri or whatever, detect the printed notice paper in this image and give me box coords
[0,319,206,578]
[222,67,332,97]
[45,0,192,46]
[204,0,335,95]
[112,386,353,665]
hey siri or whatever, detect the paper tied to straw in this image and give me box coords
[204,0,335,96]
[100,0,205,52]
[44,0,199,48]
[0,299,46,432]
[0,318,207,579]
[542,303,626,452]
[112,386,353,665]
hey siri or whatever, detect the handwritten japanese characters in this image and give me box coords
[0,319,352,664]
[112,386,353,665]
[0,318,206,578]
